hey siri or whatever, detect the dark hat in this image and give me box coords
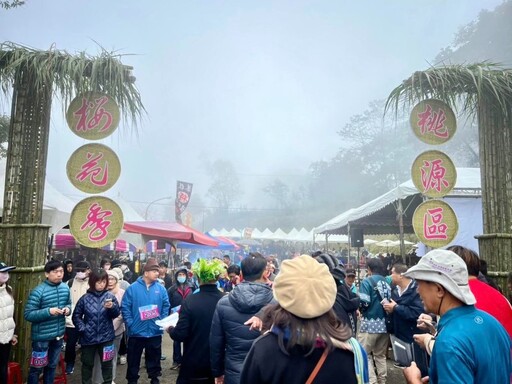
[111,259,122,268]
[144,258,160,272]
[346,268,356,277]
[0,262,16,272]
[75,261,91,270]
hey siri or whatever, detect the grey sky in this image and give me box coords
[0,0,503,220]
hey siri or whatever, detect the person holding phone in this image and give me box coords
[72,269,120,384]
[24,260,71,384]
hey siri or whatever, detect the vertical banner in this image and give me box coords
[175,181,193,223]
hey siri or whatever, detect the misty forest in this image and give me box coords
[189,1,512,231]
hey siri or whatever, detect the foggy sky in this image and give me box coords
[0,0,503,220]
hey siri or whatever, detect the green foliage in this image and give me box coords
[385,63,512,121]
[1,0,24,9]
[0,42,144,129]
[0,115,8,158]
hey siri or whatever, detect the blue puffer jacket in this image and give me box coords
[121,277,170,338]
[72,289,120,346]
[24,280,71,341]
[210,281,274,384]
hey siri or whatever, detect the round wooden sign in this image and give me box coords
[66,92,120,140]
[69,196,124,248]
[411,150,457,198]
[413,199,458,248]
[410,99,456,145]
[66,143,121,193]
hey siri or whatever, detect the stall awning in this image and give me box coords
[124,221,219,247]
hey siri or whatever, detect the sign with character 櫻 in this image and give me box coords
[66,92,120,140]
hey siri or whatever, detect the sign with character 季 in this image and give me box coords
[413,200,458,248]
[66,92,120,140]
[411,150,457,198]
[410,99,456,145]
[66,143,121,194]
[70,196,124,248]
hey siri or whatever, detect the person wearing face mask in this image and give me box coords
[167,266,194,370]
[120,260,135,283]
[65,260,91,375]
[0,262,18,384]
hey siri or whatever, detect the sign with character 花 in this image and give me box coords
[66,143,121,194]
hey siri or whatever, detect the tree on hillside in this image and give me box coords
[435,0,512,65]
[206,159,242,210]
[263,178,291,209]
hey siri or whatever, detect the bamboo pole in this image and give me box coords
[0,66,53,380]
[475,97,512,290]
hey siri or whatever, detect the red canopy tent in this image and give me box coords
[123,221,219,247]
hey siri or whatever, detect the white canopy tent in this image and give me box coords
[0,159,75,234]
[313,168,482,253]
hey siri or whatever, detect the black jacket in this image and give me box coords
[390,280,425,343]
[240,332,358,384]
[210,281,274,384]
[333,281,360,336]
[72,290,120,346]
[170,284,225,383]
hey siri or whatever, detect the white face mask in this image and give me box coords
[75,271,87,280]
[120,265,128,272]
[0,272,9,284]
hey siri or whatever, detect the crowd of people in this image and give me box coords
[0,244,511,384]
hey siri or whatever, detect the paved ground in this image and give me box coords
[66,335,407,384]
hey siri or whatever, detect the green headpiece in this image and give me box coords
[193,258,225,283]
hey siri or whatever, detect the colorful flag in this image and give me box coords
[175,181,193,223]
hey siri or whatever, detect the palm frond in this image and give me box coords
[0,42,145,127]
[384,63,512,120]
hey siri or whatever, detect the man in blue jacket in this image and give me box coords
[24,260,71,384]
[121,258,170,384]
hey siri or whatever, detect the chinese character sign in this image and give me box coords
[66,92,120,140]
[410,99,456,145]
[70,196,124,248]
[175,181,193,223]
[243,228,253,239]
[413,200,458,248]
[411,150,457,198]
[66,143,121,193]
